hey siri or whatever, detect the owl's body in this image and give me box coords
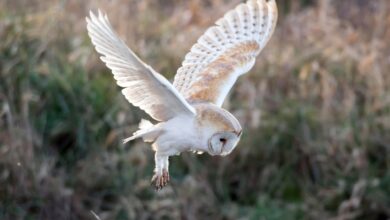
[127,103,242,184]
[86,0,277,189]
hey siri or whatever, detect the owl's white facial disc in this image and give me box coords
[208,132,240,156]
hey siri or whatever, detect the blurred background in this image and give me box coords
[0,0,389,219]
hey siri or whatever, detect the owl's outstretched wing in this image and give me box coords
[87,11,196,121]
[173,0,277,106]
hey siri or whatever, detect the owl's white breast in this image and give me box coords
[153,114,209,155]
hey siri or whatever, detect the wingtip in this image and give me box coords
[88,10,97,23]
[86,10,96,26]
[89,10,95,18]
[88,9,106,21]
[87,9,110,27]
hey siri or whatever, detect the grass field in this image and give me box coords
[0,0,389,219]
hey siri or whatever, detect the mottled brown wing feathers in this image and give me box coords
[173,0,278,106]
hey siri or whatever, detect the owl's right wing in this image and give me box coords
[87,11,196,121]
[173,0,277,107]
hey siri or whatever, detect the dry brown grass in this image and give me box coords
[0,0,389,219]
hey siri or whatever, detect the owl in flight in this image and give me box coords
[87,0,277,190]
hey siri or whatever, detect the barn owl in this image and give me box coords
[86,0,277,190]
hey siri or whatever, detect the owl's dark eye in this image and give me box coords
[219,138,227,144]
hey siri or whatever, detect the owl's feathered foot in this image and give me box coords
[151,169,170,190]
[152,154,170,190]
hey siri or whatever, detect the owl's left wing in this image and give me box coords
[87,11,196,122]
[173,0,277,107]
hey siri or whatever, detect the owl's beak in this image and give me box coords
[207,139,218,156]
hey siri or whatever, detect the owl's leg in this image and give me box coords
[151,153,170,190]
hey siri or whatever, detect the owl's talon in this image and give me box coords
[151,174,157,184]
[151,169,170,190]
[163,169,170,184]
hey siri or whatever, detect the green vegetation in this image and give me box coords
[0,0,389,219]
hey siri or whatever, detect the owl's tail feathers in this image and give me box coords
[123,119,161,143]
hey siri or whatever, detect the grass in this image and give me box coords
[0,0,389,219]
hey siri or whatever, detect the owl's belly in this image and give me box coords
[154,129,203,155]
[152,115,205,155]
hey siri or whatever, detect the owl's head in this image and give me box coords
[195,103,242,156]
[208,130,242,156]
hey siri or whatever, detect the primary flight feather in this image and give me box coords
[87,0,277,190]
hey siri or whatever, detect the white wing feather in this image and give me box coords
[173,0,278,106]
[86,11,196,121]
